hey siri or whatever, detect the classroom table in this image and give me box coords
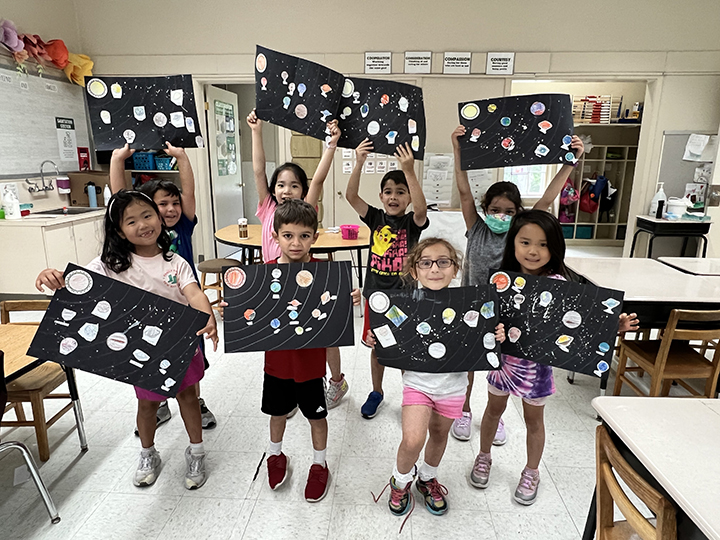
[1,325,88,454]
[215,224,371,287]
[659,257,720,276]
[582,397,720,540]
[629,215,711,258]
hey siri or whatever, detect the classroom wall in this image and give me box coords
[0,0,82,51]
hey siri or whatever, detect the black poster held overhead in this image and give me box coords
[457,93,574,170]
[28,264,208,398]
[369,286,502,373]
[489,270,623,377]
[85,74,203,151]
[223,261,355,353]
[255,45,427,159]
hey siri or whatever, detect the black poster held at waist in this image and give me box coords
[489,270,624,377]
[255,45,427,159]
[223,261,355,353]
[84,74,203,151]
[458,93,574,170]
[28,264,208,398]
[369,286,502,373]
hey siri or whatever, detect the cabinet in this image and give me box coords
[559,125,640,244]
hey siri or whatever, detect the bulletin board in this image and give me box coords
[657,131,716,199]
[0,58,91,178]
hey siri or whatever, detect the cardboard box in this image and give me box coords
[68,171,111,207]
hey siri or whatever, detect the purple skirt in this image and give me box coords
[135,347,205,401]
[487,354,555,400]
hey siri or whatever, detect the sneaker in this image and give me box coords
[184,446,207,490]
[451,411,472,441]
[360,391,384,419]
[304,463,330,502]
[470,452,492,488]
[267,453,289,490]
[416,477,449,515]
[133,448,161,487]
[199,398,217,429]
[133,401,172,437]
[326,375,349,409]
[287,406,299,419]
[493,418,507,446]
[514,467,540,505]
[388,476,413,516]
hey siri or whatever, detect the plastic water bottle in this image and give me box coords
[87,182,98,208]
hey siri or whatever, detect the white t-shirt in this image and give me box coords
[402,371,468,398]
[85,252,197,306]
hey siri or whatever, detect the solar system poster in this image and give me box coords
[489,270,624,377]
[223,261,355,353]
[368,286,502,373]
[84,74,203,151]
[457,93,574,170]
[255,45,427,159]
[28,264,208,398]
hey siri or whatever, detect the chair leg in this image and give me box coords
[613,346,628,396]
[649,374,664,397]
[0,442,60,523]
[200,271,208,293]
[29,393,50,462]
[216,272,223,305]
[14,402,26,421]
[661,379,673,396]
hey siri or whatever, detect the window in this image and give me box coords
[502,164,558,197]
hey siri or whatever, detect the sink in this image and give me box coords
[33,207,102,215]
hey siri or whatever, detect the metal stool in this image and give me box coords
[197,258,242,309]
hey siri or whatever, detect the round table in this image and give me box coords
[214,223,370,287]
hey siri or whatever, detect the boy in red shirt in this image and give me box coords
[263,199,361,502]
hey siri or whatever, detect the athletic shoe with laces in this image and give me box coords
[184,446,207,490]
[493,418,507,446]
[470,452,492,488]
[198,398,217,429]
[360,391,384,419]
[133,401,172,437]
[304,463,331,502]
[371,472,416,534]
[267,453,289,490]
[133,448,161,487]
[451,411,472,441]
[325,375,349,409]
[416,477,449,515]
[514,467,540,505]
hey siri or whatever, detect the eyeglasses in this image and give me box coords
[416,258,455,269]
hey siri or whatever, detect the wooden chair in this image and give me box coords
[596,425,676,539]
[196,258,242,310]
[1,300,74,462]
[613,309,720,398]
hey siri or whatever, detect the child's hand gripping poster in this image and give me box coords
[28,264,209,398]
[369,286,502,373]
[223,261,355,352]
[490,271,624,377]
[255,45,427,159]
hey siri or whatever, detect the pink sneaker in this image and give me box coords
[514,467,540,505]
[493,418,507,446]
[470,452,492,488]
[451,411,472,441]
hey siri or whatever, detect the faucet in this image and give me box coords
[27,160,58,192]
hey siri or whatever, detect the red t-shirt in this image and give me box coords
[264,258,327,382]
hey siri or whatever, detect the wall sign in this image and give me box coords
[364,52,392,74]
[486,52,515,75]
[55,117,77,162]
[404,51,432,74]
[443,52,471,74]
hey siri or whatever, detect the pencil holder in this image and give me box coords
[340,224,359,240]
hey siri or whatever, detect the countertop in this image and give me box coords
[0,209,105,227]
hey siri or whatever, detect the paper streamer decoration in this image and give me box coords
[457,93,574,170]
[255,45,427,159]
[85,74,203,151]
[369,286,502,373]
[490,270,623,377]
[28,264,208,397]
[223,261,355,352]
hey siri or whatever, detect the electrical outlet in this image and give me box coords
[0,182,19,199]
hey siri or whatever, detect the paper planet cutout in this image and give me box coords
[369,291,391,313]
[597,342,611,355]
[539,291,553,307]
[416,322,432,335]
[110,83,122,99]
[508,327,522,343]
[244,309,256,321]
[530,101,546,116]
[59,337,78,356]
[487,104,497,113]
[500,117,511,127]
[408,119,417,134]
[224,267,246,289]
[461,103,480,120]
[486,352,500,368]
[501,137,515,150]
[360,103,369,118]
[562,310,582,329]
[556,334,574,352]
[565,152,576,161]
[538,120,552,134]
[288,310,299,320]
[62,308,77,321]
[367,121,380,136]
[65,269,93,295]
[107,332,128,351]
[87,78,107,98]
[428,342,446,359]
[513,276,526,290]
[312,309,321,318]
[92,300,112,320]
[159,359,171,369]
[483,332,496,349]
[320,83,332,96]
[463,310,479,328]
[296,270,313,287]
[270,282,282,293]
[295,104,307,119]
[342,79,354,98]
[411,136,420,152]
[490,272,511,292]
[270,318,281,329]
[295,327,304,335]
[153,112,167,128]
[380,94,389,107]
[480,301,495,319]
[597,360,610,372]
[398,96,409,112]
[442,308,456,324]
[469,128,481,143]
[260,77,267,90]
[562,134,573,146]
[123,130,136,143]
[282,96,291,109]
[535,144,550,157]
[78,322,99,342]
[256,53,267,72]
[271,268,282,279]
[100,110,111,124]
[513,294,525,308]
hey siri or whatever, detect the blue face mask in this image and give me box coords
[485,213,512,234]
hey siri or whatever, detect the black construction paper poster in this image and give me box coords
[28,264,208,398]
[255,45,427,159]
[223,261,355,353]
[489,270,623,377]
[458,93,574,170]
[369,286,502,373]
[85,74,203,151]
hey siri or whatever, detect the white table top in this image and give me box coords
[592,397,720,540]
[659,257,720,276]
[637,215,713,225]
[566,257,720,303]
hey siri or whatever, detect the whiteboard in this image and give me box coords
[0,57,90,178]
[657,131,715,200]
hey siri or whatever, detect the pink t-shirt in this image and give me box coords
[85,252,197,306]
[256,194,281,263]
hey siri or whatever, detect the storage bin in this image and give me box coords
[155,156,173,170]
[132,152,156,170]
[561,225,574,239]
[340,224,359,240]
[576,225,594,239]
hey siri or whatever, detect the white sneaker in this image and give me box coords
[184,446,207,490]
[326,375,349,409]
[133,448,161,487]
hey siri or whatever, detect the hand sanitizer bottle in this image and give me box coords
[649,182,667,216]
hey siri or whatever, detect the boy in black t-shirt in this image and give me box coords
[346,139,429,419]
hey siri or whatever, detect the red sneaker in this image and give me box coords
[305,463,330,502]
[267,453,289,490]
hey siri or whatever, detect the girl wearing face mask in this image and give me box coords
[449,126,584,444]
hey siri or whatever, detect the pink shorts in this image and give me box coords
[402,386,465,419]
[135,346,205,402]
[487,383,549,407]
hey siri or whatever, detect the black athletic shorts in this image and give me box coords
[261,374,328,420]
